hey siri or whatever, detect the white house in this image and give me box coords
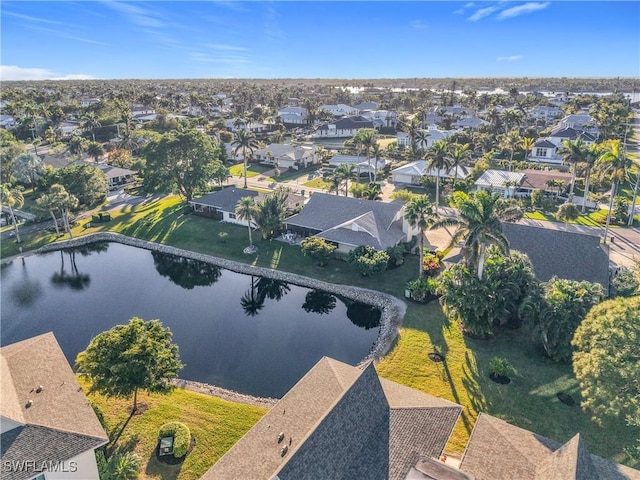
[0,114,17,129]
[391,160,471,185]
[359,110,398,128]
[558,113,598,134]
[474,169,526,198]
[225,119,270,134]
[1,332,109,480]
[189,188,259,226]
[277,106,308,125]
[312,116,374,138]
[80,98,100,108]
[453,117,488,130]
[253,143,317,170]
[396,129,453,150]
[328,154,387,176]
[548,127,597,147]
[528,139,562,164]
[318,104,359,117]
[528,105,561,123]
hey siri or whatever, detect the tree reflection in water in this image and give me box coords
[302,290,337,315]
[152,251,222,290]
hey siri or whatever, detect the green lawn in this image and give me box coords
[83,380,266,480]
[376,303,638,466]
[228,162,273,181]
[7,193,639,471]
[524,208,638,228]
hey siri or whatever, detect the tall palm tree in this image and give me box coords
[415,130,430,154]
[448,143,472,188]
[235,196,258,249]
[500,130,521,172]
[0,184,24,243]
[370,143,384,183]
[581,143,600,213]
[232,130,259,188]
[36,191,61,237]
[356,128,377,182]
[80,112,101,141]
[598,139,632,243]
[402,117,422,156]
[86,141,104,163]
[431,190,518,280]
[323,169,343,195]
[404,195,437,279]
[425,139,452,213]
[335,163,357,197]
[520,137,535,162]
[558,138,588,197]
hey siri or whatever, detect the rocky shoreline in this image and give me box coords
[34,232,408,404]
[171,378,278,408]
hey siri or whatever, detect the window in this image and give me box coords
[229,213,236,219]
[535,148,547,157]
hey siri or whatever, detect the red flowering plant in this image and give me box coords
[422,252,441,277]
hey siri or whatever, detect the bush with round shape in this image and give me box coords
[159,422,191,458]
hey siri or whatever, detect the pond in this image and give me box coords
[0,242,382,398]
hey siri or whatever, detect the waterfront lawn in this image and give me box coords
[83,381,267,480]
[376,301,639,467]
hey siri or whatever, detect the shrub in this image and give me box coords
[406,277,440,303]
[348,245,389,277]
[422,252,441,276]
[300,237,336,266]
[159,421,191,458]
[489,357,516,378]
[610,267,640,297]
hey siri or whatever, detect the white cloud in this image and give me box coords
[0,65,95,81]
[497,2,550,20]
[411,20,429,30]
[497,55,523,62]
[204,44,248,52]
[3,11,65,25]
[468,6,499,21]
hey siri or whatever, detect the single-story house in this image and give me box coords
[474,169,526,198]
[317,103,359,117]
[1,332,109,480]
[459,413,637,479]
[453,117,488,130]
[548,127,597,147]
[502,222,610,292]
[253,144,317,170]
[0,114,17,129]
[519,169,573,196]
[189,187,305,226]
[202,357,462,480]
[391,160,470,185]
[97,164,136,189]
[284,193,407,253]
[360,110,398,128]
[558,113,599,135]
[312,116,375,138]
[328,154,387,176]
[277,107,308,126]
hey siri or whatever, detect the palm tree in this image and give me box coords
[36,191,61,237]
[520,137,535,162]
[235,196,258,249]
[558,138,588,197]
[404,195,437,279]
[0,184,24,243]
[323,169,343,195]
[356,129,377,182]
[415,130,430,155]
[448,143,472,188]
[425,140,452,213]
[67,134,87,156]
[598,139,632,243]
[582,143,600,213]
[402,116,422,156]
[431,190,518,280]
[363,182,383,200]
[335,163,357,197]
[500,130,521,172]
[232,130,259,188]
[370,143,384,183]
[80,112,101,141]
[86,142,104,163]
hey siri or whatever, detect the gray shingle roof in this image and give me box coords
[285,192,403,234]
[317,212,405,250]
[502,222,609,291]
[202,357,461,480]
[460,413,640,480]
[318,116,375,131]
[534,139,556,148]
[1,425,106,480]
[188,188,258,211]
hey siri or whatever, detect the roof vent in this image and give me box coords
[278,432,284,444]
[281,445,288,457]
[25,400,33,408]
[36,386,44,393]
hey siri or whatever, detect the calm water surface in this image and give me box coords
[0,242,381,398]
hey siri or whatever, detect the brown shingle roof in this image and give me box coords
[460,413,640,480]
[0,332,107,440]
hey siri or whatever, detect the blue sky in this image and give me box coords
[1,1,639,80]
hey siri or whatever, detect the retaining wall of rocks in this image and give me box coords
[36,232,406,364]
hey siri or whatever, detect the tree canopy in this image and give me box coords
[75,317,183,411]
[142,129,221,202]
[40,164,108,207]
[572,296,640,427]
